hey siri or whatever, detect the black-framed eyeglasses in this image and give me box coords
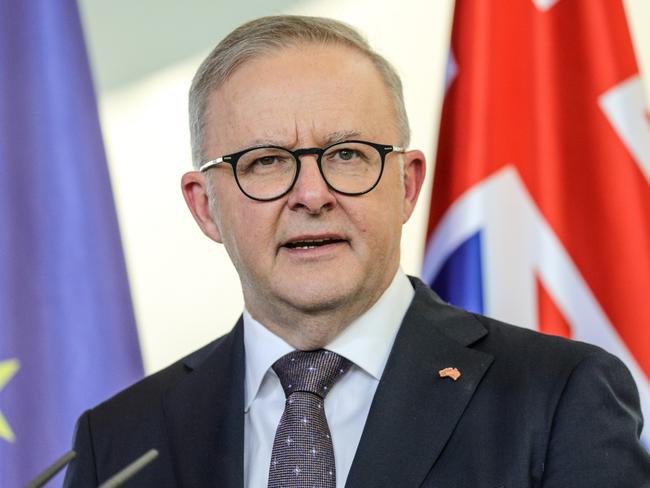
[199,140,404,201]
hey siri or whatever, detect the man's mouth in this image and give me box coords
[283,237,347,250]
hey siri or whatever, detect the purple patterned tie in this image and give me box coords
[268,350,351,488]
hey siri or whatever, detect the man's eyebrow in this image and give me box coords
[246,138,283,147]
[237,131,362,150]
[323,131,362,145]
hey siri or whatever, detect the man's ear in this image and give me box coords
[401,149,426,223]
[181,171,223,243]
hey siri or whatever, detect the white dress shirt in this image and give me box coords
[243,269,415,487]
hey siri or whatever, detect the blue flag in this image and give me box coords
[0,1,144,484]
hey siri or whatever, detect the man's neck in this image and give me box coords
[243,274,395,350]
[247,296,379,350]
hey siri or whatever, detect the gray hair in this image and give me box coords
[188,15,410,168]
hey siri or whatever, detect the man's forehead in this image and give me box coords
[201,44,396,154]
[211,43,381,99]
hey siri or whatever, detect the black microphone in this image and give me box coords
[24,450,76,488]
[97,449,159,488]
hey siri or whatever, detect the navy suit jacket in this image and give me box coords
[64,278,650,487]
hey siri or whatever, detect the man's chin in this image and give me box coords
[281,289,351,314]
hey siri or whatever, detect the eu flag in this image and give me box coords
[0,1,144,484]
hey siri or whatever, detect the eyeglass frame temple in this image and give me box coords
[199,156,229,172]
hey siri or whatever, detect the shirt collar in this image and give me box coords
[243,269,414,411]
[243,308,294,412]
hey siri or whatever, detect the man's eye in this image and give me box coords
[330,148,362,161]
[255,156,281,166]
[338,149,358,160]
[239,153,293,174]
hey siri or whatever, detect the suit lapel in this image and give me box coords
[162,319,245,488]
[345,280,494,488]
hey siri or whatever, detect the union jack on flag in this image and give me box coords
[424,0,650,447]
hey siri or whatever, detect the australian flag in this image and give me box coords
[424,0,650,447]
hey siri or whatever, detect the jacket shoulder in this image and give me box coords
[470,310,609,370]
[89,333,227,427]
[409,275,607,371]
[65,331,238,485]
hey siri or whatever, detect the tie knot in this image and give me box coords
[272,349,351,399]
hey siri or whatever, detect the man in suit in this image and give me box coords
[65,15,650,487]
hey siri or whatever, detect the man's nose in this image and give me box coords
[286,155,337,214]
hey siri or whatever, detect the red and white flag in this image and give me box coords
[423,0,650,446]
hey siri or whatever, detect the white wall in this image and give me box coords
[95,0,650,374]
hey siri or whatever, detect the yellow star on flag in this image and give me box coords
[0,359,20,443]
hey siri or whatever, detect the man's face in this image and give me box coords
[183,43,424,328]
